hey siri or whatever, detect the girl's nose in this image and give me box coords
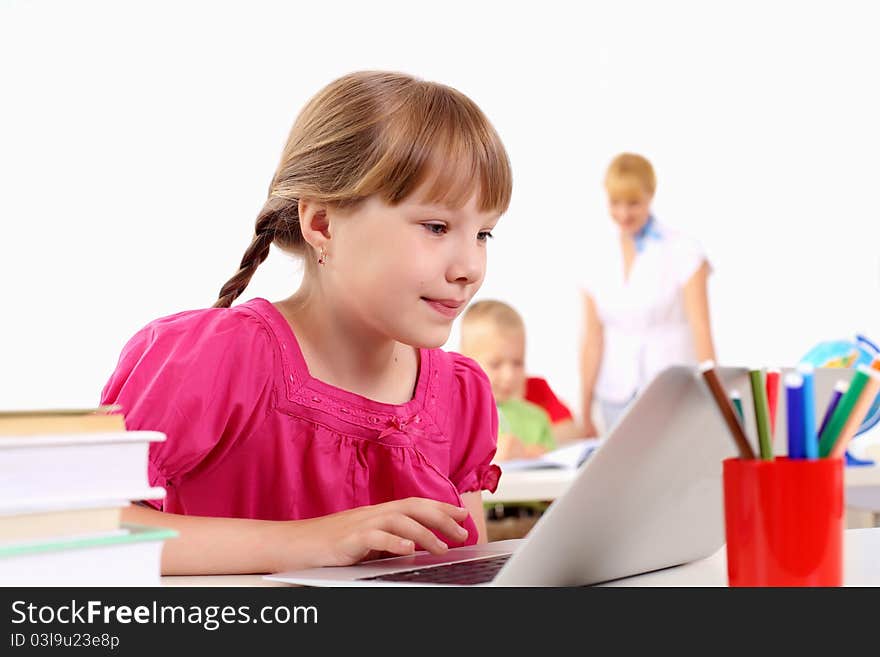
[448,243,484,285]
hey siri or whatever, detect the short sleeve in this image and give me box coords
[100,307,275,506]
[669,233,711,288]
[525,377,574,423]
[445,354,501,494]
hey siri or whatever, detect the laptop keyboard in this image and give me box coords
[361,554,511,585]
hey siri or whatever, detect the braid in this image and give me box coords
[213,204,286,308]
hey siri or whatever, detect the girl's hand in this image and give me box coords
[274,498,471,570]
[581,417,600,438]
[497,432,549,460]
[495,432,529,461]
[520,442,548,458]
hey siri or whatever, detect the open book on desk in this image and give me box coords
[498,437,603,472]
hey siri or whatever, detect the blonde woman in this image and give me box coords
[579,153,716,435]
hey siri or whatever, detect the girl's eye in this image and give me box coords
[478,230,494,242]
[423,223,447,235]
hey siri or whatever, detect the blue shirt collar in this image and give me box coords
[633,214,662,253]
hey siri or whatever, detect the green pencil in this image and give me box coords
[749,369,773,460]
[818,364,871,457]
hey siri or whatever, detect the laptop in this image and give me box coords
[265,364,854,587]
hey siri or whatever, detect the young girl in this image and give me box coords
[101,71,512,575]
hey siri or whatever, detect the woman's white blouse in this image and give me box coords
[582,220,709,404]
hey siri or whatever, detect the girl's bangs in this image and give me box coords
[359,87,512,214]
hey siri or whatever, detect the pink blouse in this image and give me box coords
[100,298,500,547]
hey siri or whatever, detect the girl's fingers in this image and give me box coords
[363,529,416,557]
[381,513,449,554]
[397,499,470,544]
[400,498,469,521]
[321,499,471,567]
[414,508,470,545]
[370,498,468,554]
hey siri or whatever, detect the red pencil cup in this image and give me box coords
[722,456,844,587]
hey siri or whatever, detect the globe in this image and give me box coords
[800,334,880,437]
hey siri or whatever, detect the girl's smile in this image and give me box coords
[421,297,466,319]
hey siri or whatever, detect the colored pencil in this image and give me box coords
[699,361,755,459]
[819,365,872,457]
[730,390,745,425]
[784,373,805,459]
[829,369,880,458]
[818,381,848,439]
[766,368,780,439]
[749,368,773,460]
[797,363,818,459]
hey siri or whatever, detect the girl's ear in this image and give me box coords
[298,198,332,252]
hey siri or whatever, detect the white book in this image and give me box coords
[0,499,128,544]
[0,430,166,506]
[0,524,176,587]
[0,492,162,517]
[498,437,603,472]
[0,495,170,545]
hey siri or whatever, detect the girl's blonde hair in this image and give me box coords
[214,71,513,308]
[459,299,525,354]
[604,152,656,202]
[461,299,525,334]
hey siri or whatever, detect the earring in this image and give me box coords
[317,246,326,265]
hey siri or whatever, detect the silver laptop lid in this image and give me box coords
[492,364,745,586]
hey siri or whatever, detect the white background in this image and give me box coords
[1,0,878,414]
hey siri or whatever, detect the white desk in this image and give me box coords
[162,527,880,587]
[485,463,880,504]
[600,527,880,586]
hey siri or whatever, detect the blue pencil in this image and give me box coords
[818,381,848,440]
[785,372,806,459]
[798,364,819,459]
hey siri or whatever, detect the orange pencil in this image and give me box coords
[829,368,880,458]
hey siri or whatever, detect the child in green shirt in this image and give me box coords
[459,299,556,462]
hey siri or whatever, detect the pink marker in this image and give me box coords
[765,368,780,440]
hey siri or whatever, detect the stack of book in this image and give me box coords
[0,407,175,586]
